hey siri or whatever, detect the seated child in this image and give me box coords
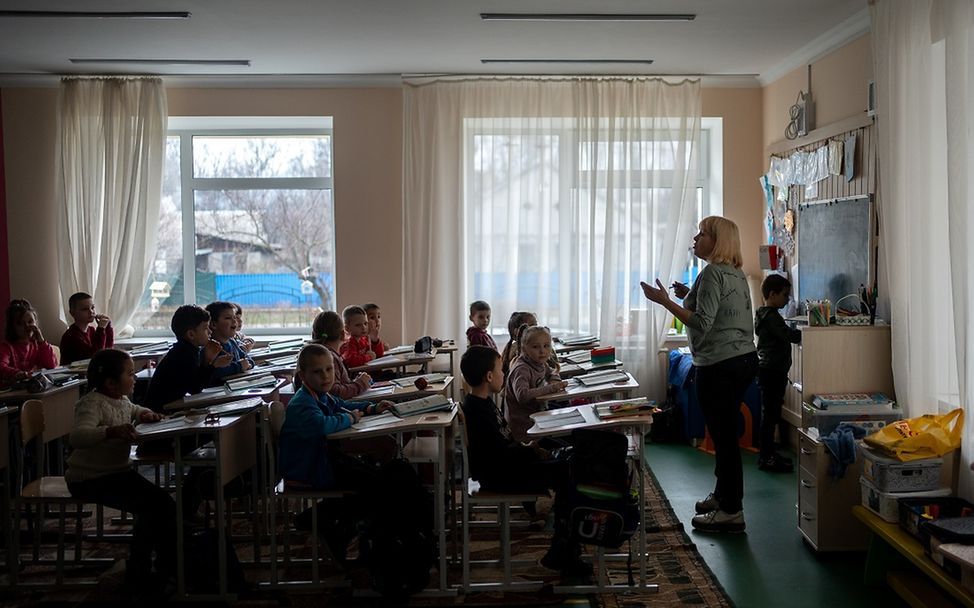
[460,346,587,576]
[755,274,801,473]
[339,305,384,368]
[278,343,392,559]
[59,291,114,365]
[65,349,175,590]
[204,301,255,385]
[363,302,390,352]
[0,299,58,386]
[466,300,497,351]
[504,325,567,443]
[500,311,536,376]
[142,305,232,413]
[312,311,371,399]
[232,302,255,353]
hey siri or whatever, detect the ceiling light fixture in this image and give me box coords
[70,59,251,66]
[0,10,191,19]
[481,59,654,65]
[480,13,695,22]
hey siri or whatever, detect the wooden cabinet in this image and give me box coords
[786,325,895,552]
[798,428,870,551]
[782,325,894,428]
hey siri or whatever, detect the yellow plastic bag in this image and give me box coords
[863,408,964,462]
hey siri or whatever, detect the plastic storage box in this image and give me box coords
[899,496,974,540]
[860,477,951,523]
[861,446,944,492]
[921,518,974,576]
[801,402,902,435]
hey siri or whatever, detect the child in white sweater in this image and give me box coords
[65,349,176,591]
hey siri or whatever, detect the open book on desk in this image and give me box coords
[557,334,599,346]
[594,398,655,420]
[391,373,449,387]
[268,337,305,350]
[129,341,172,354]
[390,394,452,418]
[575,369,629,387]
[385,344,414,356]
[225,374,277,392]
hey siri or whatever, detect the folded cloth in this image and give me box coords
[821,422,867,479]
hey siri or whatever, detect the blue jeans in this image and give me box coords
[695,352,758,514]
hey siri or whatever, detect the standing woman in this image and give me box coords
[640,216,757,532]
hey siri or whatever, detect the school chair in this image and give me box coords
[50,344,60,367]
[261,400,351,589]
[12,400,110,587]
[457,413,545,592]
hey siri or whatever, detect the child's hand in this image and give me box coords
[138,411,163,423]
[365,350,376,362]
[671,281,690,299]
[211,352,233,368]
[241,359,253,372]
[375,400,394,413]
[106,423,137,442]
[551,380,569,392]
[12,371,29,382]
[368,327,380,343]
[354,372,372,388]
[203,340,223,361]
[241,338,255,353]
[28,326,45,343]
[95,314,111,329]
[347,409,363,423]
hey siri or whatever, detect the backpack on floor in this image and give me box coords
[362,458,435,599]
[185,528,248,593]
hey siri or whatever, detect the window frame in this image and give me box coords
[135,119,334,337]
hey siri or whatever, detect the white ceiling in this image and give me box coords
[0,1,869,87]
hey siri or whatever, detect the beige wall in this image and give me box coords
[3,82,765,341]
[702,87,764,277]
[763,33,873,150]
[1,86,404,343]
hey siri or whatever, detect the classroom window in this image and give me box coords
[131,117,336,334]
[463,118,719,338]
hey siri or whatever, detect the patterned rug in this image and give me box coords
[1,466,733,607]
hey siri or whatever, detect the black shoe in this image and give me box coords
[774,452,794,466]
[758,455,794,473]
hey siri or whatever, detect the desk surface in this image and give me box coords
[330,404,457,441]
[349,351,436,374]
[536,371,639,403]
[356,375,453,402]
[559,360,623,378]
[136,398,264,440]
[0,379,85,404]
[528,402,653,437]
[853,505,974,607]
[161,378,288,411]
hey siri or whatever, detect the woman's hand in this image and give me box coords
[138,410,163,423]
[641,279,672,305]
[671,281,690,299]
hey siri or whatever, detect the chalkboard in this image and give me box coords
[797,196,872,309]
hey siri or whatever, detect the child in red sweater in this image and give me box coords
[339,305,384,368]
[0,299,58,386]
[59,291,114,365]
[311,310,372,399]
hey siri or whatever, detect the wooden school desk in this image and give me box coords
[135,397,265,599]
[161,377,289,411]
[356,375,454,402]
[527,403,656,593]
[559,359,624,379]
[330,405,458,595]
[553,340,600,355]
[348,351,437,376]
[0,381,85,474]
[536,372,639,404]
[0,405,15,570]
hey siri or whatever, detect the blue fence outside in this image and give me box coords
[215,273,333,307]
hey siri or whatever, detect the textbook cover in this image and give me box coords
[595,398,656,420]
[390,394,452,418]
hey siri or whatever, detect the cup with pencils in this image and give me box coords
[807,299,831,327]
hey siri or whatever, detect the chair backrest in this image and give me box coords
[19,399,45,447]
[269,399,286,446]
[264,400,286,484]
[454,410,476,494]
[51,344,61,366]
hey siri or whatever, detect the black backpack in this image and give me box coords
[362,459,435,599]
[568,429,640,549]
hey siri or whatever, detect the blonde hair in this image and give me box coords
[699,216,743,268]
[520,325,551,347]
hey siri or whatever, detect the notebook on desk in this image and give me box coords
[390,394,452,418]
[225,374,277,392]
[576,370,629,386]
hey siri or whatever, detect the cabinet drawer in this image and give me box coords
[798,502,819,545]
[798,433,819,472]
[798,467,818,506]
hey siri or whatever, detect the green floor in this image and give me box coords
[645,441,908,608]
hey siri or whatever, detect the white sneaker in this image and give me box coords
[691,509,746,532]
[694,493,719,514]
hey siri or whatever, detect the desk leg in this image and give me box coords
[214,433,228,597]
[436,428,447,591]
[637,428,647,586]
[174,437,185,596]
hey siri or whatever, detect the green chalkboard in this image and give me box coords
[797,196,872,308]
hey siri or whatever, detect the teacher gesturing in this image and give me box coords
[641,216,757,533]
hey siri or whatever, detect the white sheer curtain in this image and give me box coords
[56,78,167,329]
[403,77,701,397]
[872,0,974,495]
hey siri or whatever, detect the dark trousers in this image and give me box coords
[68,470,177,579]
[758,368,788,459]
[695,352,758,514]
